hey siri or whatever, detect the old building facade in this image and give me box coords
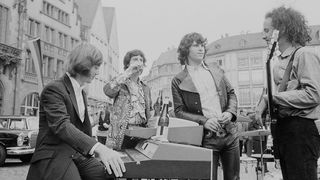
[77,0,120,118]
[0,0,120,116]
[14,0,82,116]
[0,0,23,115]
[144,48,182,105]
[206,25,320,110]
[146,26,320,111]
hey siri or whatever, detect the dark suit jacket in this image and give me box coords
[27,74,97,180]
[171,64,237,131]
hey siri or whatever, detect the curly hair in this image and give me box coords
[265,6,311,46]
[177,32,207,65]
[123,49,146,70]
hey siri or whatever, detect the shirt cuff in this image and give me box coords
[89,142,101,156]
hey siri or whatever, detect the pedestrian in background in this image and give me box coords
[97,106,111,145]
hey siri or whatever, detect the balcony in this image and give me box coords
[0,42,22,66]
[42,41,69,59]
[0,43,22,78]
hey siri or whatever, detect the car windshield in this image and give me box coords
[9,118,27,130]
[0,118,8,129]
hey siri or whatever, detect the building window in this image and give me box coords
[71,38,78,49]
[239,39,247,47]
[251,69,264,84]
[20,93,39,116]
[25,50,36,74]
[252,87,264,106]
[0,4,9,43]
[250,53,263,67]
[238,71,250,85]
[56,59,64,78]
[58,32,68,49]
[28,18,41,37]
[238,88,251,106]
[50,28,55,44]
[44,26,55,44]
[47,56,54,78]
[237,54,249,68]
[64,34,68,49]
[42,55,54,77]
[59,32,63,47]
[43,1,70,25]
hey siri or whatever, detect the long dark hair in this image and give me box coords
[265,6,311,46]
[177,32,207,65]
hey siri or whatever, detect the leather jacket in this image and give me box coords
[171,64,238,134]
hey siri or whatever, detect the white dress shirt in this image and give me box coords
[66,73,100,155]
[67,72,85,122]
[187,62,222,119]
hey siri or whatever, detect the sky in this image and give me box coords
[102,0,320,75]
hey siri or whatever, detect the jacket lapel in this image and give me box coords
[178,68,198,93]
[208,65,225,109]
[208,66,223,94]
[63,74,81,119]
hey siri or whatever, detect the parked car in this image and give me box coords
[0,115,38,166]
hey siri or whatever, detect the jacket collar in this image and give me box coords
[62,74,81,119]
[279,46,299,59]
[176,62,223,93]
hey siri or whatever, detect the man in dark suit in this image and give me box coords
[27,43,125,180]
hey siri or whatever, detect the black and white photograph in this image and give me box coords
[1,0,320,179]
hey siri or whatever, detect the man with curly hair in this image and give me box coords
[256,6,320,180]
[171,32,239,180]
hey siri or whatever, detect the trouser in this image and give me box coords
[203,133,240,180]
[276,116,320,180]
[72,152,115,180]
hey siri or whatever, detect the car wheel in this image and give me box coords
[0,145,6,166]
[20,154,32,163]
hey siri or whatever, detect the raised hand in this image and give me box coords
[124,60,144,78]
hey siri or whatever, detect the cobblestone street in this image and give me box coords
[0,159,29,180]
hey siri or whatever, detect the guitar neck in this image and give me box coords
[266,42,278,122]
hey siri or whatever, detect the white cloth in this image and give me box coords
[66,73,85,122]
[187,62,222,119]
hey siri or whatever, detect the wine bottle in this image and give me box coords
[156,96,170,141]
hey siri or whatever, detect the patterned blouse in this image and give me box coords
[127,79,147,125]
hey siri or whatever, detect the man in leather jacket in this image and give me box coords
[171,32,239,180]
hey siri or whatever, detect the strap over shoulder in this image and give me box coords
[278,47,301,92]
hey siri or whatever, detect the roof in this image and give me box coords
[103,7,115,42]
[207,32,266,56]
[151,48,179,68]
[76,0,100,27]
[207,25,320,56]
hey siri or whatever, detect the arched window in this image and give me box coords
[20,92,39,116]
[0,81,3,115]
